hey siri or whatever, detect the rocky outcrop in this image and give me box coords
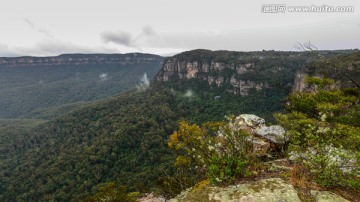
[235,114,286,145]
[0,53,163,68]
[170,178,349,202]
[255,125,287,144]
[235,114,265,128]
[229,78,267,96]
[219,114,288,155]
[289,145,358,174]
[139,193,166,202]
[292,71,308,92]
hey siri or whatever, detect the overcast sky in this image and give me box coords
[0,0,359,56]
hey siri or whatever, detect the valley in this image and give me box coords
[0,49,359,201]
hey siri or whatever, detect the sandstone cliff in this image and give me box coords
[292,51,360,92]
[156,50,307,96]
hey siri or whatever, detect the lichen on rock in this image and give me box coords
[170,178,302,202]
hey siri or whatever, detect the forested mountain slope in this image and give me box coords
[0,87,180,201]
[1,49,358,201]
[0,53,163,119]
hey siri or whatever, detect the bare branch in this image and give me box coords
[295,42,360,89]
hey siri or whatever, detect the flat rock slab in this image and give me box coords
[170,178,350,202]
[170,178,301,202]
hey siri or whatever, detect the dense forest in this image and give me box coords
[0,50,359,201]
[0,87,179,201]
[0,53,163,119]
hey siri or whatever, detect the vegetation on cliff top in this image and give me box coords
[0,50,359,201]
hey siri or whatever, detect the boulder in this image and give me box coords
[235,114,265,129]
[255,125,287,144]
[250,137,271,156]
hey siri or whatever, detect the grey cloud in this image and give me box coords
[142,26,157,37]
[100,31,134,47]
[23,18,36,29]
[100,26,158,49]
[23,18,53,38]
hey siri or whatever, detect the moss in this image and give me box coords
[191,180,210,193]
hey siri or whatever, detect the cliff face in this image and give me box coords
[0,53,163,67]
[157,59,268,96]
[292,71,309,92]
[158,50,360,97]
[156,50,305,96]
[292,51,360,92]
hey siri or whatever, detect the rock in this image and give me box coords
[311,190,350,202]
[255,125,287,144]
[170,178,301,202]
[251,137,271,156]
[293,71,308,92]
[228,114,288,155]
[289,146,357,174]
[139,192,166,202]
[235,114,265,129]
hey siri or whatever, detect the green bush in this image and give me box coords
[276,77,360,190]
[208,156,249,184]
[169,117,261,185]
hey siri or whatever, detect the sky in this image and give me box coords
[0,0,359,57]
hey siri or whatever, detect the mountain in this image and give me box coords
[1,49,358,201]
[156,49,312,122]
[0,53,163,119]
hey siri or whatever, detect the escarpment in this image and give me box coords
[0,53,163,67]
[156,49,308,96]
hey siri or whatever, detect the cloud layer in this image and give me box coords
[1,16,359,57]
[100,31,133,47]
[0,0,359,57]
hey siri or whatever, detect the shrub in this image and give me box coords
[276,77,360,190]
[168,117,261,185]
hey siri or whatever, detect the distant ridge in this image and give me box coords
[0,53,163,67]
